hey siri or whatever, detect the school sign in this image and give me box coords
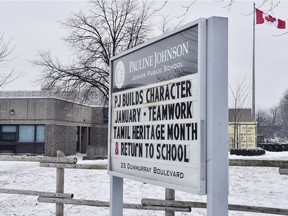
[109,17,228,213]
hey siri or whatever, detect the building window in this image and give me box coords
[88,127,91,145]
[1,125,17,141]
[19,125,35,142]
[36,125,45,142]
[103,107,108,122]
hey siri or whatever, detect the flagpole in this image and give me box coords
[252,2,256,120]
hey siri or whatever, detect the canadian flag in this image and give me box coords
[256,9,286,29]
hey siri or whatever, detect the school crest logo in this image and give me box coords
[115,61,125,89]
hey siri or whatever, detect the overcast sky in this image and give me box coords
[0,0,287,110]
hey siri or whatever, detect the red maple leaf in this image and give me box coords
[265,15,276,23]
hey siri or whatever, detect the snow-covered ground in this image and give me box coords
[0,152,288,216]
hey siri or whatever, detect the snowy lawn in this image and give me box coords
[0,152,288,216]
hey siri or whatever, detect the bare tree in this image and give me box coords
[229,78,251,148]
[156,14,186,35]
[0,32,17,87]
[156,0,281,16]
[33,0,284,105]
[33,0,157,104]
[256,106,281,140]
[279,89,288,138]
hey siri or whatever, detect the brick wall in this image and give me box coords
[45,124,77,157]
[87,124,108,158]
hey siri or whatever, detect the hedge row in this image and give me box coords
[230,148,266,156]
[258,143,288,152]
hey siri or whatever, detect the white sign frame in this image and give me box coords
[108,18,207,194]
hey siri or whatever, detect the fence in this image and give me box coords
[0,151,188,215]
[0,152,288,215]
[143,160,288,215]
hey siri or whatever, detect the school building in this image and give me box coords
[228,109,257,149]
[0,91,108,157]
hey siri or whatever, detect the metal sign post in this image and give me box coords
[109,176,123,216]
[206,17,228,216]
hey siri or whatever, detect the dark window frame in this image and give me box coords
[0,125,17,142]
[0,124,45,143]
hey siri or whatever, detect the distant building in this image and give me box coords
[228,108,257,149]
[0,91,108,157]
